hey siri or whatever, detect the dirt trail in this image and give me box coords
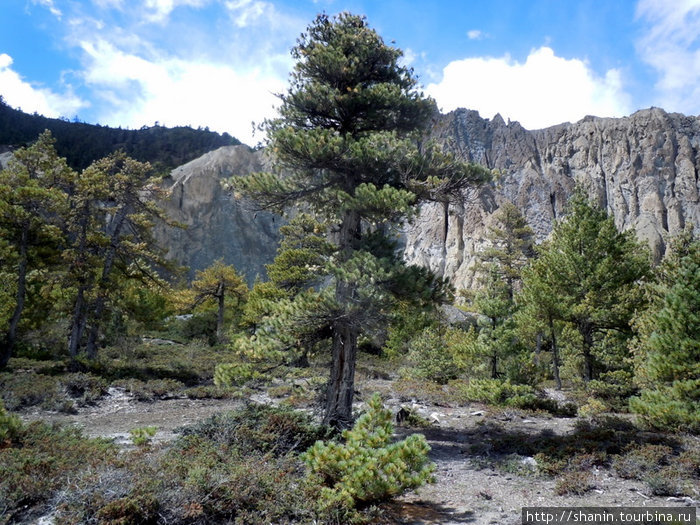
[19,387,700,525]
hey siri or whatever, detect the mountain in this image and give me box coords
[156,107,699,289]
[155,145,280,283]
[403,107,700,288]
[0,98,240,171]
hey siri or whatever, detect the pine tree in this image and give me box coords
[0,131,73,367]
[463,203,534,380]
[65,152,174,360]
[519,247,567,389]
[521,188,650,382]
[302,393,434,511]
[232,13,488,427]
[184,259,248,342]
[630,230,700,432]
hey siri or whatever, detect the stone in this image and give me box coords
[153,145,281,283]
[404,107,700,289]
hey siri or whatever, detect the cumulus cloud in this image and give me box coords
[0,53,86,117]
[33,0,62,18]
[143,0,209,22]
[225,0,271,27]
[78,40,284,145]
[635,0,700,114]
[467,29,484,40]
[426,46,632,129]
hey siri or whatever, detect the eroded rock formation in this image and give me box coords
[155,145,280,282]
[403,107,700,289]
[156,108,700,289]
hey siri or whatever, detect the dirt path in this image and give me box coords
[19,388,700,525]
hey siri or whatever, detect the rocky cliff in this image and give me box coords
[403,107,700,289]
[155,145,280,282]
[156,108,700,289]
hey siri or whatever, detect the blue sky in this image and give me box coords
[1,0,699,146]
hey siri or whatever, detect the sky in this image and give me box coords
[1,0,699,146]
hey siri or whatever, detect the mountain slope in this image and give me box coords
[0,98,239,171]
[403,107,700,288]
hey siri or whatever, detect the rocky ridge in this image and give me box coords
[403,107,700,288]
[155,145,280,282]
[156,108,699,289]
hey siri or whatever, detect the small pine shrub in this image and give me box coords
[403,327,461,384]
[578,397,609,418]
[0,400,23,444]
[302,393,435,511]
[129,426,158,447]
[214,362,260,387]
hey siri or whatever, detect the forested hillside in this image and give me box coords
[0,97,240,171]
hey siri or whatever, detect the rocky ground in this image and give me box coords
[19,381,699,525]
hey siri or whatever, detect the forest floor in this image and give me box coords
[19,373,700,525]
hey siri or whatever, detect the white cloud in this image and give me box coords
[636,0,700,114]
[225,0,270,27]
[467,29,484,40]
[143,0,209,22]
[426,46,632,129]
[33,0,62,18]
[78,41,284,145]
[0,53,86,117]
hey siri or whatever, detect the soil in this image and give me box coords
[18,383,700,525]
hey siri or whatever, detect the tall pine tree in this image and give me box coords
[521,188,650,382]
[630,229,700,432]
[232,13,488,426]
[0,131,73,367]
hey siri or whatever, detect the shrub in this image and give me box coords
[178,403,329,457]
[60,372,107,406]
[0,422,116,522]
[214,362,260,387]
[130,426,158,447]
[302,393,435,511]
[403,327,461,384]
[0,372,61,410]
[0,401,22,445]
[112,378,184,401]
[612,444,673,480]
[554,471,594,495]
[578,397,609,418]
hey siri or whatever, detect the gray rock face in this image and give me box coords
[403,108,700,289]
[155,145,281,283]
[156,108,700,289]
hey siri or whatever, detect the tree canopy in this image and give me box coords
[232,12,489,426]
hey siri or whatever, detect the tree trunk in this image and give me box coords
[85,205,129,359]
[324,318,358,428]
[1,222,29,369]
[216,283,225,343]
[580,323,595,382]
[324,210,361,428]
[68,285,88,361]
[490,354,498,379]
[549,318,562,390]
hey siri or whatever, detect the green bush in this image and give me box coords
[130,426,158,447]
[176,311,217,344]
[112,378,184,401]
[0,372,62,411]
[403,327,461,384]
[214,362,260,387]
[303,393,435,511]
[179,403,329,457]
[0,422,116,522]
[0,401,22,444]
[462,378,573,415]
